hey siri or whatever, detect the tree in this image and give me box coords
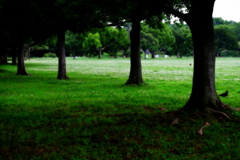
[51,0,109,79]
[125,15,144,84]
[65,31,85,58]
[140,30,159,58]
[0,0,58,74]
[141,22,175,58]
[57,29,69,79]
[105,28,130,58]
[98,0,164,85]
[0,32,8,65]
[163,0,230,115]
[233,22,240,41]
[214,25,238,57]
[82,32,102,58]
[170,24,192,57]
[213,17,237,26]
[82,27,130,58]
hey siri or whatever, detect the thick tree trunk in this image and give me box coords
[57,30,69,79]
[125,16,144,85]
[183,0,226,112]
[16,38,28,75]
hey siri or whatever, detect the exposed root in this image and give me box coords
[170,118,180,126]
[209,108,231,120]
[197,122,211,136]
[220,103,230,109]
[229,107,240,111]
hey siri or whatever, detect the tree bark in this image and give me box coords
[57,30,69,79]
[0,47,8,65]
[151,51,155,59]
[177,51,181,58]
[16,37,28,75]
[125,16,144,85]
[98,49,102,59]
[182,0,226,112]
[11,44,17,65]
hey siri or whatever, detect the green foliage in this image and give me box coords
[214,25,238,56]
[82,32,102,50]
[213,17,237,26]
[65,30,85,56]
[233,22,240,41]
[43,53,57,58]
[170,23,192,57]
[31,45,49,51]
[220,50,239,57]
[140,22,175,56]
[82,27,130,57]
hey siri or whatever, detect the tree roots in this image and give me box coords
[209,108,231,120]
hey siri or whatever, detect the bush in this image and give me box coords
[43,53,57,58]
[221,50,239,57]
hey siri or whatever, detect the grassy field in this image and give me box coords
[1,57,240,159]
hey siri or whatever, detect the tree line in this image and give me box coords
[8,17,239,59]
[0,0,238,117]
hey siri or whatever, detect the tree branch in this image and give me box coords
[162,6,190,23]
[105,20,131,27]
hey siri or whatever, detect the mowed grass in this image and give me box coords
[1,57,240,159]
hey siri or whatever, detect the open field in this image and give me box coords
[1,57,240,159]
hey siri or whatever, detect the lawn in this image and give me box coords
[1,57,240,159]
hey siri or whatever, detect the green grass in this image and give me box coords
[1,57,240,159]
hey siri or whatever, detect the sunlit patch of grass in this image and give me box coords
[1,57,240,159]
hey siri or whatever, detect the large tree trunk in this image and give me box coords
[16,37,28,75]
[125,16,144,85]
[57,30,69,79]
[183,0,226,112]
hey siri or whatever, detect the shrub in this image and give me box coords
[44,53,57,58]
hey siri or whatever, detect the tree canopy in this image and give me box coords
[214,25,239,56]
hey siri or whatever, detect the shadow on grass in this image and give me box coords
[0,69,8,73]
[1,109,240,159]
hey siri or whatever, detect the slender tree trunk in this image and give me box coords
[72,49,76,59]
[125,16,144,85]
[11,44,17,65]
[16,37,28,75]
[177,51,181,58]
[57,30,69,79]
[183,0,226,112]
[98,49,102,59]
[0,47,8,65]
[144,50,147,59]
[27,47,31,60]
[151,51,155,59]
